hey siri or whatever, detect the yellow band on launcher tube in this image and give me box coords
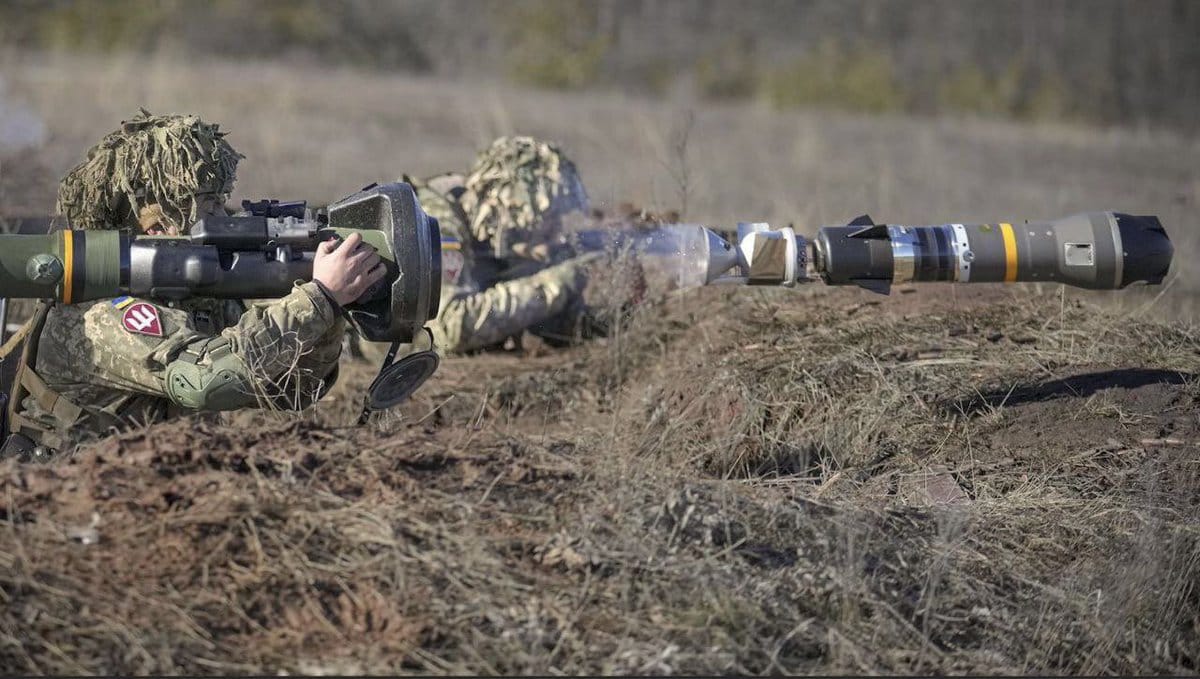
[1000,223,1017,283]
[62,230,75,303]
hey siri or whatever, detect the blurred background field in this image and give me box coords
[1,2,1199,675]
[3,0,1199,131]
[2,0,1198,317]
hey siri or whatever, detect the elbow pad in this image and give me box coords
[164,338,259,411]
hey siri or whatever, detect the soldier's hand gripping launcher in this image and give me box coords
[0,182,443,410]
[694,212,1173,292]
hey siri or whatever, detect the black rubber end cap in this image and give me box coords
[366,350,440,411]
[1115,214,1174,286]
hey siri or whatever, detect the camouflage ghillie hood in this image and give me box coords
[56,109,243,230]
[460,136,589,246]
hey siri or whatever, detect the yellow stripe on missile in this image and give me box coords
[1000,223,1017,283]
[62,229,74,303]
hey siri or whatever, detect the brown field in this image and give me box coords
[1,53,1198,674]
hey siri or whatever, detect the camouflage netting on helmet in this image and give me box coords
[56,109,243,230]
[460,136,590,246]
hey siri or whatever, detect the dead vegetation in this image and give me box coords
[2,283,1198,675]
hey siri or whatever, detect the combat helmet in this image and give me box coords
[459,136,590,255]
[56,109,243,231]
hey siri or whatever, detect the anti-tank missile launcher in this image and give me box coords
[1,183,441,339]
[0,182,444,414]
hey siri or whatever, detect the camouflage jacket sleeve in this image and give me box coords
[229,283,347,409]
[36,282,345,412]
[433,258,587,353]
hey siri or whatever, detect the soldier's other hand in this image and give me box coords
[313,232,386,307]
[510,242,553,262]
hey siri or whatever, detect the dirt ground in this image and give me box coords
[1,54,1198,674]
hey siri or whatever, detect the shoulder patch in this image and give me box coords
[121,301,164,337]
[111,295,135,309]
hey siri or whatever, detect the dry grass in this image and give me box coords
[3,286,1197,674]
[1,52,1198,674]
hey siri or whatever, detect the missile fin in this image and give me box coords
[847,214,876,226]
[847,224,889,239]
[850,278,891,295]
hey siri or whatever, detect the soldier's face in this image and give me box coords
[139,193,227,236]
[138,204,176,236]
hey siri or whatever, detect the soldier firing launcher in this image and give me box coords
[0,182,444,413]
[686,212,1172,292]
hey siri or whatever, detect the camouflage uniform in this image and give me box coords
[405,136,594,354]
[1,111,344,454]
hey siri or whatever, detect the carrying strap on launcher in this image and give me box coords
[0,305,37,432]
[1,301,84,454]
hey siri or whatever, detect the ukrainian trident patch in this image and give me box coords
[121,302,163,337]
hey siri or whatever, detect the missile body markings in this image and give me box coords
[812,212,1169,293]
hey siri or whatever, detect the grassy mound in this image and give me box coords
[2,285,1197,674]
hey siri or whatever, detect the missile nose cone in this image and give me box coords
[1115,214,1173,286]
